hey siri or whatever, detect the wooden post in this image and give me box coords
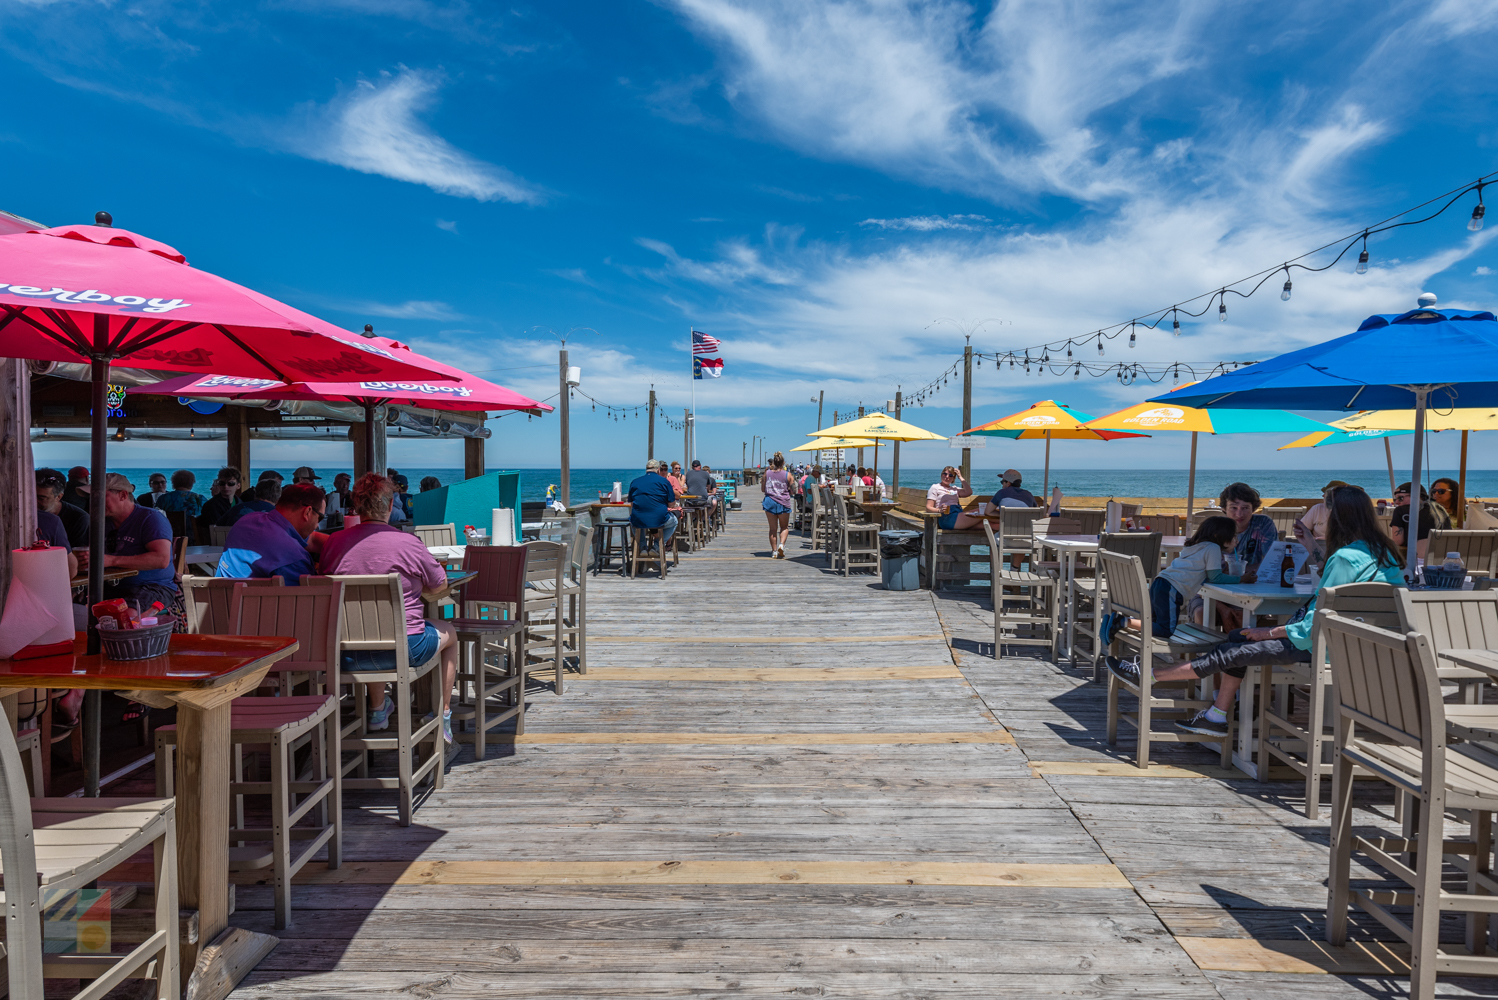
[1185,431,1198,519]
[857,405,865,470]
[648,389,656,461]
[226,406,250,478]
[464,431,484,480]
[350,416,386,480]
[1460,429,1470,527]
[1385,436,1397,499]
[893,389,902,493]
[559,349,570,508]
[961,342,973,483]
[0,359,34,600]
[683,409,689,471]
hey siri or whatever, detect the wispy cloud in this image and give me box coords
[862,214,990,232]
[292,69,542,203]
[435,219,459,233]
[323,297,465,321]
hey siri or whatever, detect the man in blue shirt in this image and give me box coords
[627,459,677,552]
[990,469,1038,508]
[222,480,281,526]
[78,473,178,610]
[217,484,326,585]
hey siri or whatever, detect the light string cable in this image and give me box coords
[952,169,1498,386]
[572,388,687,430]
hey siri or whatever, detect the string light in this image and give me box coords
[1280,269,1292,301]
[1172,309,1181,335]
[1472,181,1486,231]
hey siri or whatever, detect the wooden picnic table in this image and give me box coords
[0,631,298,998]
[68,567,137,589]
[183,545,223,575]
[1198,581,1314,780]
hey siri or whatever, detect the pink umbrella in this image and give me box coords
[0,219,459,733]
[139,339,553,471]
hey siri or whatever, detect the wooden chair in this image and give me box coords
[162,508,189,540]
[449,546,527,757]
[1258,582,1400,819]
[1061,508,1106,535]
[1426,529,1498,578]
[832,494,879,576]
[630,526,669,579]
[1099,549,1226,769]
[982,518,1056,656]
[209,523,233,547]
[13,722,44,795]
[1133,514,1182,536]
[414,523,457,547]
[320,572,446,826]
[519,541,572,693]
[180,575,283,635]
[170,535,188,583]
[1266,506,1305,539]
[156,583,344,928]
[1394,589,1498,718]
[528,527,589,684]
[1323,611,1498,997]
[1073,533,1162,675]
[1,723,179,999]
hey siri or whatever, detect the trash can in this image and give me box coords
[879,529,922,591]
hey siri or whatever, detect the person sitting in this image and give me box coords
[666,462,688,496]
[1432,477,1462,522]
[628,459,678,553]
[62,466,90,510]
[925,466,985,529]
[77,473,178,612]
[37,468,89,551]
[1391,501,1436,562]
[34,485,77,578]
[201,466,242,526]
[419,476,442,493]
[991,469,1037,508]
[684,460,716,506]
[1106,516,1239,642]
[223,479,280,526]
[320,474,459,742]
[1393,482,1451,531]
[1189,482,1278,630]
[1110,485,1405,738]
[872,470,887,499]
[137,472,168,509]
[858,467,874,487]
[387,474,413,523]
[154,469,206,542]
[216,483,326,585]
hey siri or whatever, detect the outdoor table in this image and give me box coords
[1198,581,1315,779]
[69,567,137,589]
[0,632,298,997]
[428,543,467,561]
[424,569,478,617]
[1443,648,1498,675]
[1036,534,1190,663]
[183,545,223,575]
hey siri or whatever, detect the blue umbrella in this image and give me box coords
[1152,296,1497,580]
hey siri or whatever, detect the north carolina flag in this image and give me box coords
[694,357,723,379]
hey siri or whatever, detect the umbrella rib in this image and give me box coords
[22,307,91,355]
[114,319,203,355]
[212,324,294,382]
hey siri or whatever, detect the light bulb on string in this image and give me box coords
[1219,298,1227,322]
[1280,270,1292,301]
[1097,337,1104,356]
[1357,237,1369,274]
[1073,364,1080,380]
[1472,184,1486,231]
[1172,309,1181,336]
[1128,325,1136,349]
[1066,344,1072,359]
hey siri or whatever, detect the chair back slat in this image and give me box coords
[1040,517,1083,536]
[1133,514,1183,536]
[1394,590,1498,660]
[1061,509,1105,535]
[997,508,1041,562]
[524,540,566,583]
[0,721,43,997]
[209,523,233,547]
[414,523,457,547]
[1322,610,1440,751]
[308,572,406,656]
[1098,550,1148,621]
[181,574,284,633]
[461,545,528,606]
[1100,532,1162,581]
[1266,507,1305,539]
[574,523,595,575]
[232,581,345,688]
[1426,529,1498,577]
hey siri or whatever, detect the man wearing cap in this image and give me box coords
[217,483,326,585]
[77,473,178,610]
[628,459,678,553]
[292,466,321,485]
[62,465,90,510]
[991,470,1038,509]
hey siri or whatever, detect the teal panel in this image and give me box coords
[411,471,521,531]
[1206,409,1331,434]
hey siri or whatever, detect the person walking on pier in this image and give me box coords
[763,451,794,559]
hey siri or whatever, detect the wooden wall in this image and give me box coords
[0,359,35,600]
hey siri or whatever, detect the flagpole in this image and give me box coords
[689,326,695,466]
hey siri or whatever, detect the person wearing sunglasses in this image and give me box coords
[201,466,242,526]
[1431,477,1463,521]
[1392,481,1451,531]
[36,468,89,550]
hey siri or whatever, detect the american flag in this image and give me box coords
[691,329,722,355]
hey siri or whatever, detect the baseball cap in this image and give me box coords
[646,459,661,471]
[1322,479,1351,491]
[292,466,322,481]
[79,472,136,495]
[1002,468,1023,484]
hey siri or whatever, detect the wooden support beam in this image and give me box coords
[225,406,250,475]
[0,358,33,597]
[464,433,484,480]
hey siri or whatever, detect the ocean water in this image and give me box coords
[71,466,1498,505]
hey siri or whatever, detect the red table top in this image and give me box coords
[0,632,298,690]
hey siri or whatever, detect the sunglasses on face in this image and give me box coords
[1433,487,1452,494]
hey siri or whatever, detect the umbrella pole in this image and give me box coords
[1043,433,1050,495]
[363,401,377,478]
[84,356,109,797]
[1186,431,1198,522]
[1460,429,1469,528]
[1407,390,1429,582]
[1385,437,1397,498]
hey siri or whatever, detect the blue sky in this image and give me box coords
[11,0,1498,476]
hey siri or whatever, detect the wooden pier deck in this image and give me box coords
[228,487,1490,999]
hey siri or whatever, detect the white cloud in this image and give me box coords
[435,219,458,233]
[862,214,990,232]
[295,69,540,203]
[1476,266,1493,276]
[332,298,465,320]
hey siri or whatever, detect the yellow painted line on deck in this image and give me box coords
[496,730,1014,745]
[233,859,1128,888]
[1176,937,1409,975]
[582,665,965,681]
[589,635,947,643]
[1028,760,1239,779]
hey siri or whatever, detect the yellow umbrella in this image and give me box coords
[809,412,946,479]
[790,436,877,451]
[957,400,1147,494]
[1331,409,1498,523]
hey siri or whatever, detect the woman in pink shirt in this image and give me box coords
[320,474,460,743]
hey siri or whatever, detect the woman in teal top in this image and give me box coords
[1108,485,1405,739]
